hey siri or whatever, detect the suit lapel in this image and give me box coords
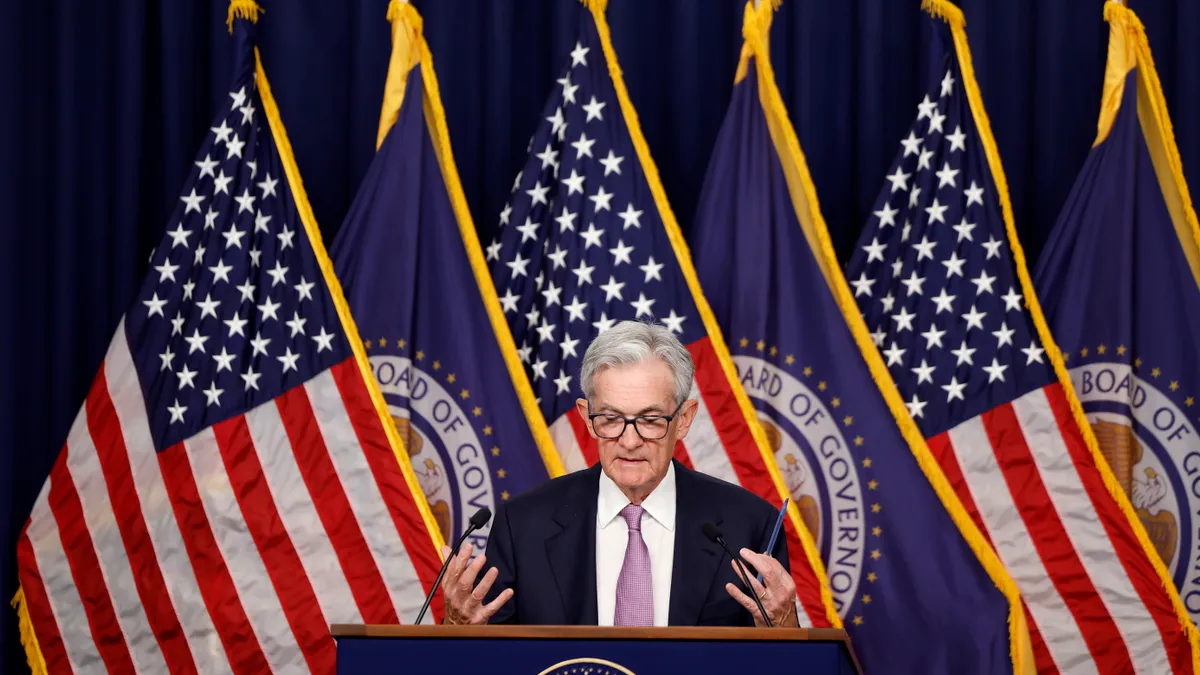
[545,465,600,625]
[668,462,725,626]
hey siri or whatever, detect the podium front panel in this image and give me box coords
[332,625,860,675]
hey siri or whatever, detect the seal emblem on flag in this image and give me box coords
[1070,357,1200,618]
[732,351,876,617]
[368,348,499,549]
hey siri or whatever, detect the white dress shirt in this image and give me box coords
[596,462,676,627]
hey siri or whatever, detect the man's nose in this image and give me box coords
[618,421,642,449]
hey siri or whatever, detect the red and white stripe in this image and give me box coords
[930,383,1191,675]
[550,335,829,628]
[16,322,444,673]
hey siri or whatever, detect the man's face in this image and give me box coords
[576,357,697,500]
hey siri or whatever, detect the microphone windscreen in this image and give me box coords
[469,506,493,530]
[701,521,723,543]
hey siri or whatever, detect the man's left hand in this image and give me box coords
[723,548,799,628]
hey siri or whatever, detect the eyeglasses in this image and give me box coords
[587,401,685,441]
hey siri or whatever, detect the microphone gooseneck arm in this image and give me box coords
[702,522,773,627]
[414,506,493,625]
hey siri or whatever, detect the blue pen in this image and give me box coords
[757,498,789,583]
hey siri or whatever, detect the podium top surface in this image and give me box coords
[332,625,862,674]
[331,623,849,643]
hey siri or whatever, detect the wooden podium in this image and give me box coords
[331,624,862,674]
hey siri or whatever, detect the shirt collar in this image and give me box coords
[597,461,676,532]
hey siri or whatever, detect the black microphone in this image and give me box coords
[702,522,773,628]
[414,506,492,625]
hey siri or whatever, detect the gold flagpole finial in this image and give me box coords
[227,0,263,33]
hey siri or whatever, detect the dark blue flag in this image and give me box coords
[690,3,1026,673]
[330,3,562,592]
[1035,3,1200,629]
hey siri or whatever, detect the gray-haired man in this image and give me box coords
[437,320,797,627]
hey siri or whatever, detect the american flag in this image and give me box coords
[845,5,1196,674]
[486,4,835,628]
[15,17,443,674]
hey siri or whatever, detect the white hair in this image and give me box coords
[580,321,694,406]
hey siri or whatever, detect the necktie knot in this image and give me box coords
[620,504,644,532]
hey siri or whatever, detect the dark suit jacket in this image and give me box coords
[482,460,790,626]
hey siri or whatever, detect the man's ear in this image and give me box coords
[672,399,700,440]
[575,398,598,439]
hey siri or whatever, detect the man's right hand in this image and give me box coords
[439,543,514,625]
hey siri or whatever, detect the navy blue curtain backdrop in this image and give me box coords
[1,0,1197,670]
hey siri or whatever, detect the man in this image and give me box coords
[437,321,798,627]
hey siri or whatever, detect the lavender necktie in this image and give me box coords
[614,504,653,626]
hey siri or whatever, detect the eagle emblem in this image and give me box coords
[392,415,452,541]
[761,420,820,543]
[1094,420,1177,566]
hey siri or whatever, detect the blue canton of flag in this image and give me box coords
[844,58,1049,436]
[846,3,1198,673]
[128,35,349,451]
[487,18,699,426]
[692,3,1024,673]
[330,3,561,561]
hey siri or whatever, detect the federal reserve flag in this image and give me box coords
[1035,3,1200,627]
[13,5,446,672]
[330,1,563,582]
[844,1,1200,672]
[690,3,1028,673]
[486,0,838,627]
